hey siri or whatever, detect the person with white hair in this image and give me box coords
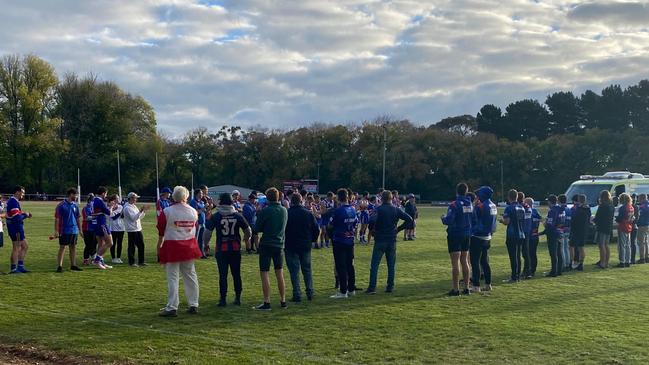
[157,186,203,317]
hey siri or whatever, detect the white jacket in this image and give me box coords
[109,204,126,232]
[123,203,145,232]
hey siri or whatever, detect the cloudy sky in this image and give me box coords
[1,0,648,135]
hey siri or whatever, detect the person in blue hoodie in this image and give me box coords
[545,195,565,277]
[525,197,542,277]
[469,186,497,292]
[441,183,473,296]
[637,194,649,263]
[500,189,526,282]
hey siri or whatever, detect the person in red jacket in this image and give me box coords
[616,193,635,268]
[157,186,203,317]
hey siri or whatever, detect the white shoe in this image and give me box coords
[470,286,481,293]
[483,284,493,292]
[112,258,123,264]
[330,291,348,299]
[95,261,106,270]
[347,290,356,296]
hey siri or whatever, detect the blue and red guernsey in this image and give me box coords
[91,197,111,226]
[330,204,358,245]
[156,198,171,218]
[205,211,250,252]
[545,205,565,236]
[503,202,526,240]
[441,196,473,237]
[55,200,80,235]
[637,201,649,227]
[6,197,27,227]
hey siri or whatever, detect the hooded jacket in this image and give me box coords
[472,186,497,239]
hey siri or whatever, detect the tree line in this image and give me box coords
[1,53,648,201]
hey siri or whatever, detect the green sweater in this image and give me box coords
[255,202,288,248]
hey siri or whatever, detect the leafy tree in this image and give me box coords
[476,104,503,135]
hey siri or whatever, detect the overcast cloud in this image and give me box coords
[1,0,648,136]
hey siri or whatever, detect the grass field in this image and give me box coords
[1,201,648,364]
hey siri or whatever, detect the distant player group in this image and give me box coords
[441,182,647,296]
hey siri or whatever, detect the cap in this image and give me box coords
[232,189,241,196]
[408,193,415,199]
[161,187,172,194]
[127,192,140,199]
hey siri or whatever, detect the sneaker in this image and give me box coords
[470,286,481,293]
[217,299,227,307]
[290,296,301,303]
[385,287,393,293]
[616,263,626,268]
[17,266,29,273]
[8,269,20,274]
[233,298,241,306]
[103,263,113,269]
[544,272,557,277]
[330,291,348,299]
[159,309,177,317]
[70,266,83,271]
[187,306,198,314]
[462,288,471,295]
[280,302,288,309]
[130,264,139,267]
[576,263,584,271]
[448,289,460,297]
[254,302,271,311]
[483,284,493,291]
[348,290,356,296]
[139,263,148,267]
[95,262,107,270]
[111,258,120,264]
[365,288,376,295]
[525,275,533,280]
[56,266,63,273]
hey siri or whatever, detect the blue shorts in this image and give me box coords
[7,226,25,241]
[94,224,111,237]
[360,212,369,225]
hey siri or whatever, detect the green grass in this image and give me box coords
[1,202,648,364]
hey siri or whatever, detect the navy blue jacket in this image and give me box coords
[370,203,413,242]
[285,205,320,251]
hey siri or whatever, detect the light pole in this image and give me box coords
[382,124,387,190]
[500,160,504,204]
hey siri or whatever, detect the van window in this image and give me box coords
[565,184,613,206]
[632,184,649,194]
[615,185,625,197]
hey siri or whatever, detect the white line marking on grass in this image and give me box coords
[0,303,360,365]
